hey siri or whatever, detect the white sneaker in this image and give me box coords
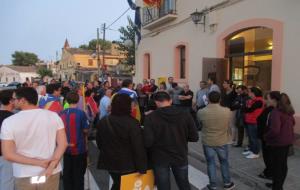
[242,150,252,155]
[246,153,260,159]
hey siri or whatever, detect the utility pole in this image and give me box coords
[102,23,106,80]
[96,28,101,78]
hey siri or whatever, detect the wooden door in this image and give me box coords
[202,58,228,88]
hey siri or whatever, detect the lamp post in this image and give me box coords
[96,28,101,79]
[191,9,207,32]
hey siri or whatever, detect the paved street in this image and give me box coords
[78,135,300,190]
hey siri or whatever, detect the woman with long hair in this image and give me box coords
[96,93,147,190]
[264,93,295,190]
[257,91,281,180]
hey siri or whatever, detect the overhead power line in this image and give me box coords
[106,7,131,29]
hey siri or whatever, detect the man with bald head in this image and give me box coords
[178,84,194,113]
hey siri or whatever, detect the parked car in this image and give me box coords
[0,83,8,87]
[7,82,21,88]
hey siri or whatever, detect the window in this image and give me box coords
[175,45,187,80]
[226,27,273,90]
[143,53,151,79]
[13,77,15,82]
[179,46,186,79]
[6,77,8,82]
[88,59,93,66]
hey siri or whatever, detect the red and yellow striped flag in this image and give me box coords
[143,0,163,7]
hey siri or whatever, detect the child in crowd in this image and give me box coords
[59,91,89,190]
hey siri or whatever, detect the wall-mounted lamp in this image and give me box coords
[191,9,206,32]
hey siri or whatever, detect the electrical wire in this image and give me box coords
[106,7,131,29]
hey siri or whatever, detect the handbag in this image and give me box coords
[121,170,155,190]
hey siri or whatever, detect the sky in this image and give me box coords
[0,0,134,64]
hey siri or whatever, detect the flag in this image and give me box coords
[117,87,141,122]
[143,0,162,7]
[127,0,137,9]
[127,0,142,44]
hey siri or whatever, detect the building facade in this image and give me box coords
[135,0,300,137]
[0,65,39,83]
[58,39,126,82]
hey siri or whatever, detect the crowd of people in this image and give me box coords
[0,76,296,190]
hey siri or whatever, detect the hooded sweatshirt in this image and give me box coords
[143,106,199,167]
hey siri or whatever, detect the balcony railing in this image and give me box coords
[142,0,177,30]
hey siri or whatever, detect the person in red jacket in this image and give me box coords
[264,93,295,190]
[243,87,264,159]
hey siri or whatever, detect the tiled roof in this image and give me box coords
[2,65,37,73]
[66,48,112,56]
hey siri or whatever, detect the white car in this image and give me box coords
[0,83,8,87]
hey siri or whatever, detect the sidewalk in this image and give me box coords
[188,135,300,190]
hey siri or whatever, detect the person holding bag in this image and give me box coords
[96,93,147,190]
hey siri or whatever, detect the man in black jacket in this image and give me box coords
[143,91,199,190]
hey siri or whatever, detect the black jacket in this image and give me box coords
[257,106,274,140]
[221,90,236,110]
[0,110,14,156]
[231,94,249,126]
[96,115,147,174]
[143,106,199,167]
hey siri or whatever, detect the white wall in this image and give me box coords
[19,72,39,83]
[136,0,300,112]
[0,67,21,83]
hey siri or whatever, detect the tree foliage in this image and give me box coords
[37,67,53,78]
[12,51,39,66]
[79,39,112,51]
[115,17,136,66]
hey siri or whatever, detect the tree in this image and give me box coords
[115,16,136,66]
[12,51,39,66]
[37,67,53,78]
[79,39,112,51]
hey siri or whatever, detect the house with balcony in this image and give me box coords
[134,0,300,144]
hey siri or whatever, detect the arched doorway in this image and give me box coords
[217,18,284,90]
[226,27,273,90]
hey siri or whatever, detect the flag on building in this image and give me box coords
[127,0,142,44]
[143,0,163,7]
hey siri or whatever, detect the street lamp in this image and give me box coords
[191,9,207,32]
[91,47,101,80]
[124,39,134,47]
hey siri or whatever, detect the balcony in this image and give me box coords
[142,0,177,30]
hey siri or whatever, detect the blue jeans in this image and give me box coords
[203,145,232,188]
[153,165,190,190]
[246,124,260,154]
[0,156,14,190]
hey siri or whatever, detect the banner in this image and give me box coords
[121,170,155,190]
